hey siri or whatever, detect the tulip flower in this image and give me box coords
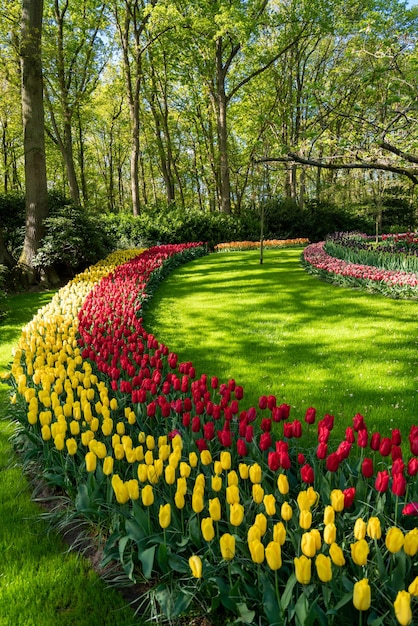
[301,531,317,558]
[252,484,264,504]
[265,541,282,570]
[249,463,262,484]
[324,523,337,545]
[127,479,139,500]
[323,505,335,525]
[211,475,222,491]
[174,491,185,509]
[375,469,390,493]
[201,517,215,542]
[329,542,345,566]
[209,497,222,522]
[238,463,249,479]
[392,473,407,497]
[249,539,264,564]
[315,554,332,583]
[408,576,418,596]
[85,451,97,472]
[66,438,77,456]
[200,449,212,465]
[254,513,267,535]
[404,529,418,557]
[402,502,418,516]
[220,451,231,470]
[103,456,114,476]
[394,590,412,626]
[281,502,293,521]
[361,457,374,478]
[366,517,382,540]
[229,503,245,526]
[192,491,204,514]
[159,503,171,529]
[354,518,367,541]
[353,578,371,611]
[226,485,240,505]
[330,489,345,512]
[299,509,312,530]
[141,484,154,507]
[385,527,404,553]
[294,555,311,584]
[300,464,314,484]
[277,473,289,495]
[263,494,276,516]
[247,525,261,543]
[351,539,369,566]
[273,522,286,545]
[220,533,235,560]
[189,555,202,579]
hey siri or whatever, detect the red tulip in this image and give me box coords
[259,395,268,410]
[245,425,254,443]
[391,429,401,445]
[203,421,215,441]
[292,420,302,438]
[352,413,365,432]
[268,451,280,471]
[392,473,407,497]
[235,385,244,400]
[301,464,315,484]
[402,502,418,516]
[336,440,352,460]
[236,438,247,457]
[326,452,340,472]
[267,395,277,410]
[318,426,330,444]
[345,427,355,443]
[195,438,208,452]
[370,432,381,451]
[297,453,306,464]
[279,451,291,469]
[260,432,272,451]
[283,423,293,438]
[361,458,374,478]
[343,487,356,508]
[375,469,389,493]
[261,418,272,432]
[357,428,368,448]
[211,376,219,389]
[247,407,257,422]
[391,446,403,461]
[182,413,191,427]
[304,407,316,424]
[316,443,328,460]
[391,458,405,476]
[407,457,418,476]
[379,437,392,457]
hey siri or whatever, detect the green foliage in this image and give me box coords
[0,264,7,320]
[33,205,114,276]
[0,192,26,258]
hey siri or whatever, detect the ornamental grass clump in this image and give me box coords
[4,244,418,625]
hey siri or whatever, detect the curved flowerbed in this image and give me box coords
[6,244,418,626]
[303,242,418,298]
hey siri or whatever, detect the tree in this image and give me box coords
[19,0,48,282]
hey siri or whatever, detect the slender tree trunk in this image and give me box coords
[215,38,231,214]
[19,0,48,282]
[0,227,15,270]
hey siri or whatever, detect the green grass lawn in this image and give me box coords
[144,248,418,444]
[0,291,139,626]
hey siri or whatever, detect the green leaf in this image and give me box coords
[236,602,256,624]
[125,517,146,543]
[173,589,193,617]
[157,541,169,574]
[295,591,309,625]
[262,579,283,625]
[281,573,297,612]
[168,553,190,574]
[75,483,90,512]
[138,544,155,579]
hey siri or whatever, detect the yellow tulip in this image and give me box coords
[330,489,344,512]
[209,497,221,522]
[281,502,293,521]
[137,463,148,482]
[164,464,176,485]
[277,474,289,495]
[214,460,222,475]
[315,554,332,583]
[249,539,264,564]
[252,484,264,504]
[324,523,337,545]
[299,509,312,530]
[85,451,97,472]
[408,576,418,596]
[323,505,335,525]
[192,491,204,514]
[127,479,139,500]
[247,525,261,543]
[114,443,125,460]
[254,513,267,536]
[297,490,311,511]
[220,451,231,470]
[41,424,51,441]
[180,462,191,478]
[294,555,311,584]
[238,463,249,479]
[201,517,215,542]
[385,527,404,553]
[353,578,371,611]
[103,456,114,476]
[159,503,171,529]
[189,555,202,579]
[141,484,154,507]
[265,541,282,570]
[69,420,80,436]
[147,465,158,484]
[301,531,318,558]
[350,539,369,566]
[229,503,245,527]
[177,477,187,495]
[226,485,240,505]
[354,518,367,541]
[174,491,185,509]
[366,516,382,540]
[189,451,198,467]
[306,487,319,507]
[227,470,239,486]
[200,449,212,465]
[404,530,418,557]
[263,494,276,516]
[249,463,262,484]
[394,591,412,626]
[211,475,222,491]
[144,450,154,465]
[66,438,77,455]
[273,522,286,546]
[329,542,345,566]
[220,533,235,560]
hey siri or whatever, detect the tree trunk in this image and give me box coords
[0,227,15,270]
[19,0,48,283]
[215,38,231,215]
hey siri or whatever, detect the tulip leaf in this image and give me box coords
[236,602,256,624]
[139,544,155,579]
[157,542,169,574]
[125,517,146,543]
[75,483,90,512]
[294,591,309,625]
[262,579,283,625]
[280,573,297,612]
[168,554,190,574]
[173,589,193,617]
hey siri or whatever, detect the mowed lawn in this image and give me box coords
[144,248,418,443]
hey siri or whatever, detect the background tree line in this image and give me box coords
[0,0,417,283]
